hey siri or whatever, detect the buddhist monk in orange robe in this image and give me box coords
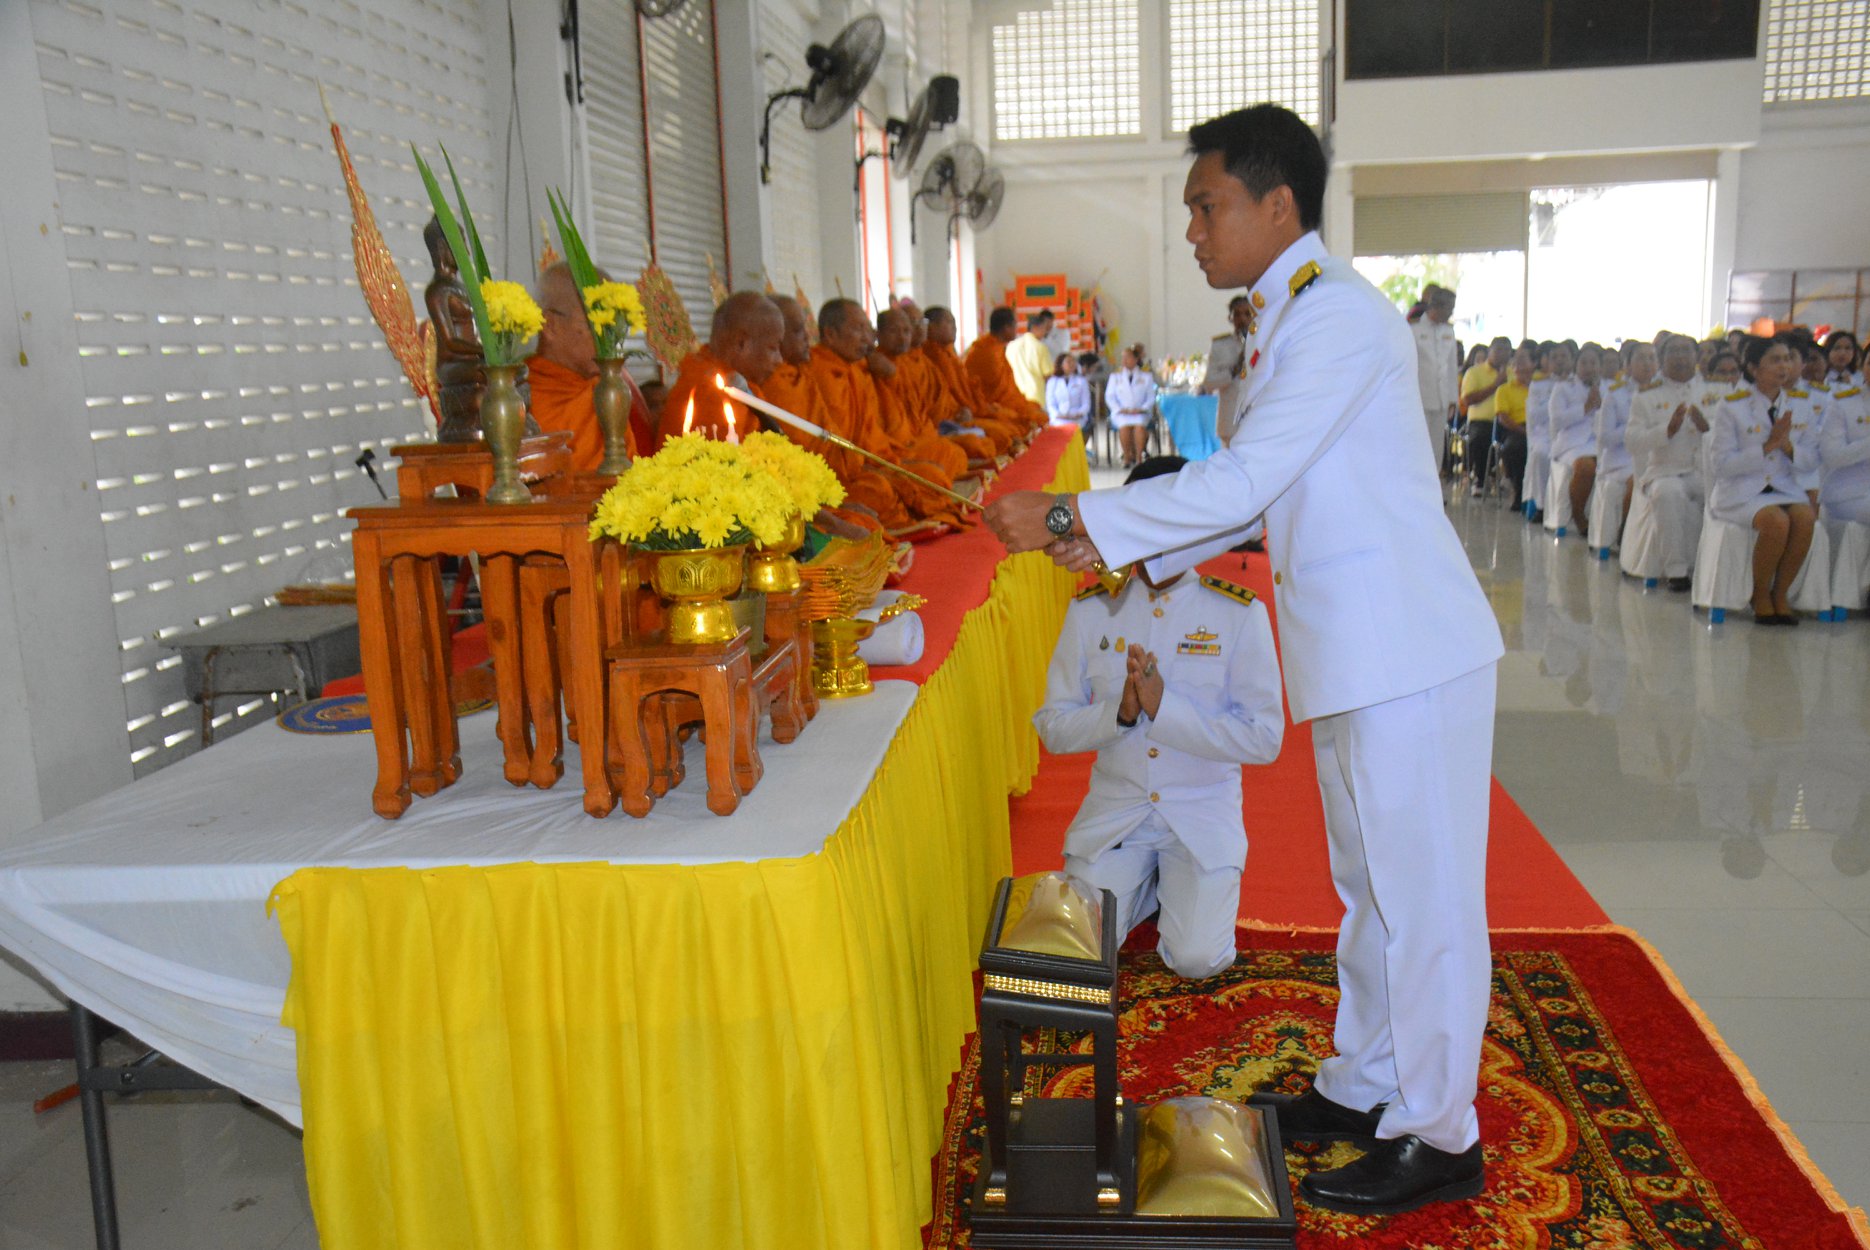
[528,262,653,466]
[919,305,1024,455]
[810,299,972,530]
[651,292,784,450]
[964,305,1048,433]
[871,307,971,479]
[757,296,906,532]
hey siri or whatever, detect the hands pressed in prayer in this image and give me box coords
[1125,644,1163,720]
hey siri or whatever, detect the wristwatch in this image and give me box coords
[1044,494,1076,538]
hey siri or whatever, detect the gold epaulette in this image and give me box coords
[1288,260,1322,298]
[1210,331,1232,341]
[1200,574,1257,607]
[1789,387,1809,399]
[1640,380,1665,391]
[1809,380,1831,393]
[1609,379,1626,391]
[1074,581,1110,601]
[1837,386,1863,399]
[1726,389,1751,401]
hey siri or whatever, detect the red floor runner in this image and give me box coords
[1009,546,1607,930]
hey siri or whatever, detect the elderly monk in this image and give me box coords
[811,298,972,529]
[964,305,1049,432]
[920,306,1025,455]
[653,291,784,449]
[755,295,909,531]
[871,307,974,478]
[528,262,654,467]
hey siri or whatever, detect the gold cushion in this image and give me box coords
[1134,1097,1279,1219]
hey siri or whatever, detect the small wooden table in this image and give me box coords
[348,497,613,819]
[392,433,575,502]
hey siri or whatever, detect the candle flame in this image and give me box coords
[682,395,695,434]
[715,374,738,443]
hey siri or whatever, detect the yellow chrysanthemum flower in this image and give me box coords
[481,280,544,340]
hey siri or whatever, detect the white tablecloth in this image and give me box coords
[0,681,919,1124]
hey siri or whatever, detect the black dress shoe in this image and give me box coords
[1666,576,1691,592]
[1247,1087,1384,1145]
[1299,1134,1484,1215]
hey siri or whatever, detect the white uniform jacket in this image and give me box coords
[1789,386,1825,495]
[1033,575,1284,873]
[1707,387,1805,516]
[1627,377,1708,484]
[1204,331,1248,429]
[1819,386,1870,506]
[1411,318,1459,414]
[1526,376,1557,453]
[1548,376,1602,464]
[1076,232,1504,724]
[1105,368,1158,420]
[1596,379,1634,477]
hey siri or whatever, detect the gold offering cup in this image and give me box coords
[810,617,875,698]
[747,513,806,594]
[650,545,748,646]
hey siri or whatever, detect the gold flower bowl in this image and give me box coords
[650,545,748,645]
[747,513,806,595]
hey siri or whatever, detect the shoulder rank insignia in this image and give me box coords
[1200,574,1257,607]
[1810,380,1831,393]
[1640,379,1664,391]
[1726,389,1751,401]
[1789,387,1809,399]
[1837,387,1863,399]
[1288,260,1322,299]
[1074,581,1109,601]
[1609,379,1626,391]
[1211,331,1232,342]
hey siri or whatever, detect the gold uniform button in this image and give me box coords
[1149,791,1160,803]
[1153,607,1164,617]
[1148,747,1159,758]
[1274,571,1283,585]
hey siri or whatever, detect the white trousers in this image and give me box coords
[1065,812,1242,980]
[1424,407,1447,473]
[1311,663,1497,1154]
[1645,475,1704,578]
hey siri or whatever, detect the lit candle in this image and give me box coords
[682,394,695,435]
[716,374,739,443]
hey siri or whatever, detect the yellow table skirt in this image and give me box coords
[270,437,1090,1250]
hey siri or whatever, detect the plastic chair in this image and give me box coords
[1690,512,1835,622]
[1827,518,1870,615]
[1589,471,1631,560]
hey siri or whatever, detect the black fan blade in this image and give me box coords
[801,14,885,130]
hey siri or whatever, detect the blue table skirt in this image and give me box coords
[1158,392,1221,461]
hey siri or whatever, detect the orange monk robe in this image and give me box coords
[873,354,969,479]
[808,345,971,528]
[919,341,1022,454]
[963,335,1047,431]
[525,354,652,468]
[896,349,999,463]
[753,363,905,531]
[652,345,749,450]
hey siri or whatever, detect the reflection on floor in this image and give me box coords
[0,470,1863,1247]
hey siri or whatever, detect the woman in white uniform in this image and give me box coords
[1823,330,1863,391]
[1106,343,1159,469]
[1706,334,1818,624]
[1045,352,1091,430]
[1820,381,1870,526]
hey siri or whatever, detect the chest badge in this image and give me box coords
[1099,636,1109,651]
[1114,636,1126,652]
[1177,626,1222,657]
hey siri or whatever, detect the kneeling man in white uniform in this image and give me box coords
[1034,456,1284,979]
[988,104,1504,1217]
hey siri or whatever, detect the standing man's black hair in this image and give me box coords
[1185,104,1327,232]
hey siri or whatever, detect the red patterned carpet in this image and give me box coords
[925,927,1870,1249]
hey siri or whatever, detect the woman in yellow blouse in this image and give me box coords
[1493,348,1536,509]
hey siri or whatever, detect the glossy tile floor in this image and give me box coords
[1,469,1864,1247]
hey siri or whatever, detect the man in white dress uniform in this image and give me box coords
[1626,335,1710,592]
[1203,295,1254,442]
[1411,284,1460,478]
[1035,457,1285,981]
[987,104,1504,1216]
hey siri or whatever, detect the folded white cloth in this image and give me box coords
[857,590,926,666]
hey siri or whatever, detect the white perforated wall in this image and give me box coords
[31,0,497,775]
[641,0,728,323]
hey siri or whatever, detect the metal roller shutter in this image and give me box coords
[640,0,727,323]
[1353,191,1530,257]
[30,0,497,774]
[580,0,652,284]
[760,1,825,297]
